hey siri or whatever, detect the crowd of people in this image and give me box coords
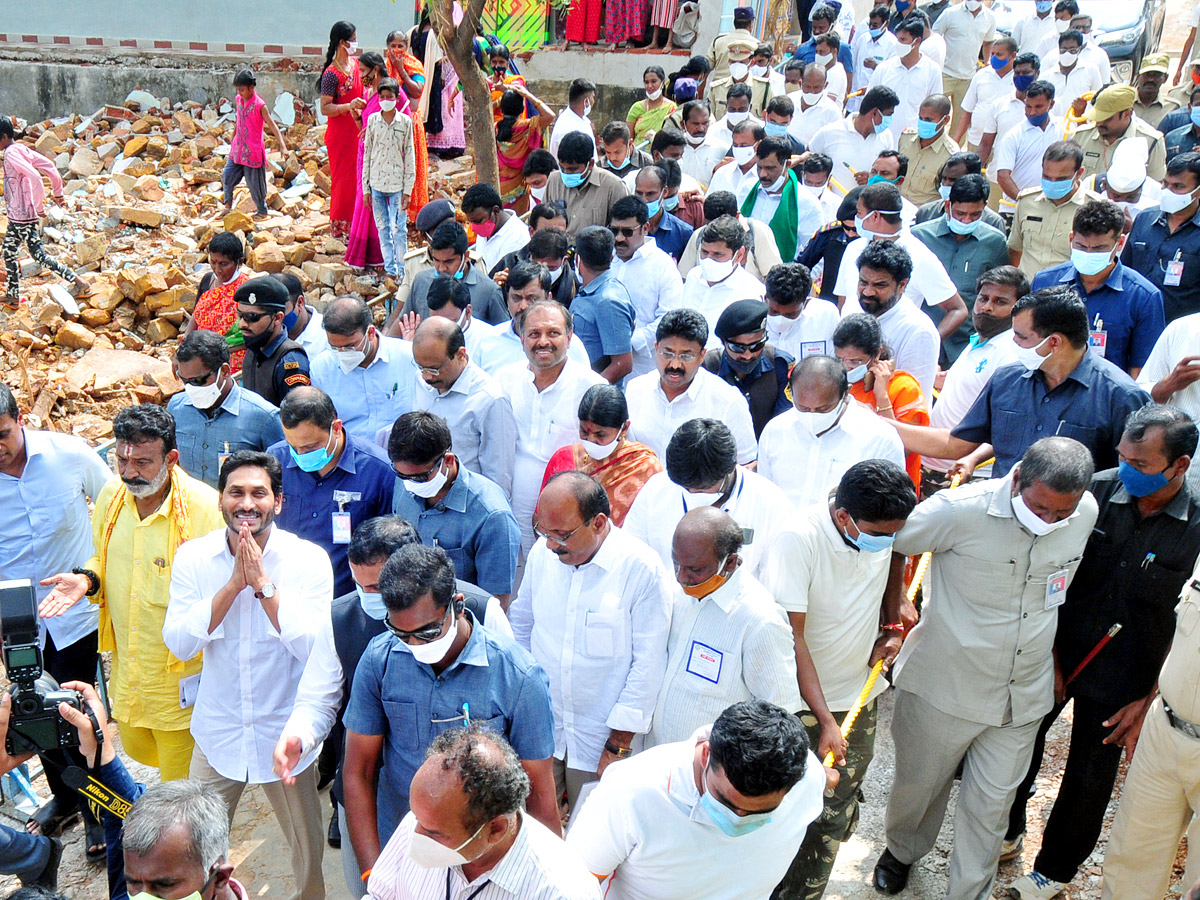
[8,2,1200,900]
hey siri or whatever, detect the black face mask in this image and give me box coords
[243,326,277,352]
[725,354,760,376]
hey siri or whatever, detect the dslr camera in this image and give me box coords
[1,579,84,755]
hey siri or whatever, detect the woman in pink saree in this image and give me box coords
[345,51,390,270]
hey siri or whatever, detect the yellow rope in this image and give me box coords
[823,659,885,767]
[906,472,963,602]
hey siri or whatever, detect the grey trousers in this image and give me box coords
[885,689,1040,900]
[337,803,367,899]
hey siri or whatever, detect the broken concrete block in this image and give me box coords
[131,175,164,202]
[73,235,108,266]
[143,318,178,343]
[68,147,103,177]
[123,135,149,157]
[111,207,163,228]
[55,321,96,350]
[251,242,286,274]
[223,210,255,233]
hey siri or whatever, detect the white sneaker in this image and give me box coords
[1000,833,1023,861]
[1008,871,1067,900]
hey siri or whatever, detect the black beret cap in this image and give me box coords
[715,298,769,341]
[233,276,289,310]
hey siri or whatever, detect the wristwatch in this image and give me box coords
[254,582,277,600]
[72,567,101,597]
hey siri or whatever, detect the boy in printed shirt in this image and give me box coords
[362,78,416,294]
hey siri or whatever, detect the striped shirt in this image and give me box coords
[645,568,801,747]
[366,811,601,900]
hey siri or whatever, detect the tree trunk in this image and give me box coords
[429,0,501,190]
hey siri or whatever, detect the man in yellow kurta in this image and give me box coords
[39,405,221,780]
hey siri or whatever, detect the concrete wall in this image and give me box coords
[4,1,419,47]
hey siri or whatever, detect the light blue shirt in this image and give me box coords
[168,383,285,488]
[310,335,415,440]
[0,430,114,647]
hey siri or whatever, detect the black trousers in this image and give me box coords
[1005,695,1125,883]
[40,630,99,829]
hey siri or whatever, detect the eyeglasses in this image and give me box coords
[657,347,700,364]
[412,358,448,377]
[237,309,272,324]
[533,519,586,544]
[724,337,767,355]
[180,371,218,387]
[399,458,444,483]
[610,226,640,238]
[384,602,459,643]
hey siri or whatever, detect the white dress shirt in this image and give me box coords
[823,63,848,107]
[1036,41,1110,84]
[706,161,760,206]
[163,526,333,783]
[762,505,893,712]
[767,298,841,360]
[369,811,602,900]
[309,335,415,441]
[747,178,825,256]
[925,330,1017,473]
[680,139,729,189]
[788,95,843,147]
[961,68,1015,147]
[565,734,826,900]
[834,231,958,310]
[993,115,1067,195]
[477,322,591,375]
[294,309,331,359]
[549,107,594,159]
[499,359,606,552]
[625,368,757,465]
[672,265,765,351]
[757,403,907,508]
[809,117,896,197]
[646,568,801,747]
[1138,313,1200,493]
[851,31,899,108]
[611,237,685,377]
[510,527,672,770]
[477,215,531,275]
[868,54,944,138]
[934,5,997,80]
[412,361,517,498]
[842,293,942,400]
[978,93,1028,187]
[622,467,795,579]
[920,32,947,68]
[1045,62,1104,117]
[1013,12,1057,52]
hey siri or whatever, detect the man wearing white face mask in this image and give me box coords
[311,297,415,441]
[867,20,943,139]
[707,38,765,120]
[763,261,840,361]
[707,120,765,206]
[786,65,841,149]
[672,217,766,350]
[169,330,285,489]
[758,355,905,508]
[874,437,1096,900]
[420,274,492,366]
[678,101,728,189]
[1031,199,1166,378]
[707,86,763,160]
[366,726,600,900]
[888,286,1151,480]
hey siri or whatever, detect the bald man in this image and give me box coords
[408,317,517,497]
[645,507,800,749]
[509,472,673,810]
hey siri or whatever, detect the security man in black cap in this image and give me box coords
[235,275,311,406]
[394,198,460,310]
[702,298,793,439]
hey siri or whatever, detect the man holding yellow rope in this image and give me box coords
[874,437,1097,900]
[763,459,917,900]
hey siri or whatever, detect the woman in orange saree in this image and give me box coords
[496,84,556,214]
[386,29,431,223]
[540,384,663,526]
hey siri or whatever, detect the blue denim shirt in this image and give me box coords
[646,211,695,262]
[952,352,1151,477]
[392,465,521,596]
[1031,260,1165,374]
[168,383,284,488]
[1122,205,1200,324]
[570,268,636,366]
[269,434,397,596]
[343,612,555,843]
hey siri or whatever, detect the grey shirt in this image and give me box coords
[892,473,1098,728]
[403,263,509,326]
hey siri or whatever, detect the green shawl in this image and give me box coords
[741,168,800,262]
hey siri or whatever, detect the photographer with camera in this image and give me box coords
[0,384,115,860]
[0,695,63,890]
[39,405,222,784]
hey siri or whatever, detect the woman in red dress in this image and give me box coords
[181,231,249,372]
[319,21,365,240]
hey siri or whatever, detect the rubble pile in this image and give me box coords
[0,89,478,440]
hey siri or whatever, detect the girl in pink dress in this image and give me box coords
[345,52,386,271]
[224,69,289,218]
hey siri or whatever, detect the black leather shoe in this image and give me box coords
[873,849,911,894]
[327,810,341,849]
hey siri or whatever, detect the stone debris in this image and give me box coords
[1,89,478,438]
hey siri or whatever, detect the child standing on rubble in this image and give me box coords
[0,119,77,310]
[361,78,414,293]
[223,69,289,220]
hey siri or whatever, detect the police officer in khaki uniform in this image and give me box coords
[234,276,311,407]
[898,94,960,206]
[1101,552,1200,900]
[1008,141,1097,282]
[1073,84,1168,182]
[1133,54,1179,132]
[708,5,757,86]
[706,37,770,120]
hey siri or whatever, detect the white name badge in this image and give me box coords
[800,341,827,358]
[1045,569,1069,610]
[1088,330,1107,358]
[1166,259,1184,287]
[687,641,723,684]
[332,512,352,544]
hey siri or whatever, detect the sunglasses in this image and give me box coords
[725,337,767,355]
[237,309,273,324]
[385,600,462,643]
[611,226,640,238]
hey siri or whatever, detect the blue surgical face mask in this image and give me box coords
[1036,0,1053,10]
[357,586,388,620]
[645,198,662,217]
[699,769,774,837]
[1190,107,1200,129]
[612,154,633,170]
[764,121,789,138]
[1041,176,1075,200]
[846,363,868,383]
[283,310,298,331]
[869,26,885,38]
[916,119,941,140]
[947,213,983,236]
[867,173,897,186]
[664,193,680,211]
[289,430,336,473]
[873,113,893,135]
[1027,111,1050,127]
[848,517,896,553]
[561,170,587,189]
[938,184,952,201]
[1117,459,1172,497]
[1070,246,1115,276]
[1013,73,1036,92]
